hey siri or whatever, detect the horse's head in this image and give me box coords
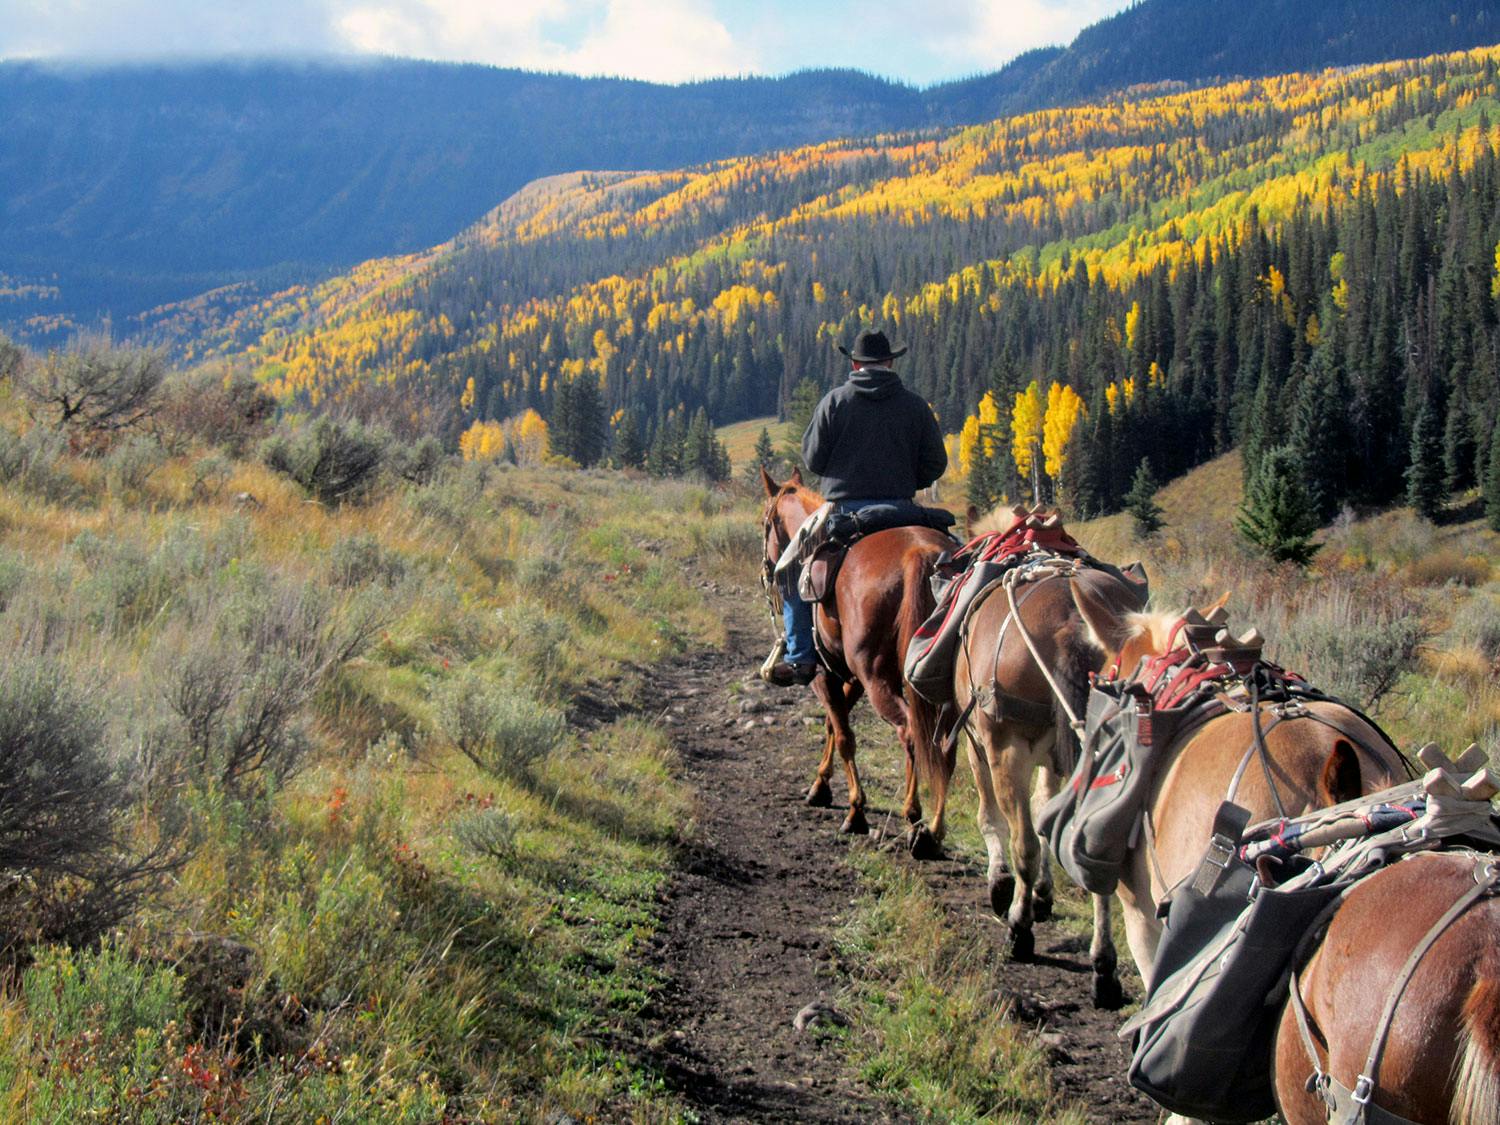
[758,465,822,574]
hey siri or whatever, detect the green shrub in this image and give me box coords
[14,339,168,435]
[262,417,387,505]
[0,548,26,612]
[189,451,233,500]
[406,460,491,529]
[435,672,565,777]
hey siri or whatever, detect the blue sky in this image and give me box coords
[0,0,1133,86]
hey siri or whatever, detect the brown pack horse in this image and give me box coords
[759,468,952,842]
[924,504,1148,1000]
[1105,607,1410,988]
[1274,850,1500,1125]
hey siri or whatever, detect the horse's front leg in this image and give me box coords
[812,674,866,834]
[1030,762,1061,922]
[805,714,836,808]
[1089,893,1123,1009]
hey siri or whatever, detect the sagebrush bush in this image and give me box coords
[0,423,75,501]
[154,366,275,456]
[452,807,520,861]
[262,417,387,505]
[1450,593,1500,662]
[435,672,565,777]
[168,573,385,790]
[189,451,233,500]
[388,435,446,485]
[13,338,168,435]
[406,460,491,529]
[103,432,165,497]
[0,655,172,951]
[1276,579,1428,708]
[328,532,406,589]
[0,548,26,612]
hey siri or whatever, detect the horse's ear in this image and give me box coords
[965,503,980,535]
[789,466,804,486]
[1319,739,1363,806]
[760,465,779,497]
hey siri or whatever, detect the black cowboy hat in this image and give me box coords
[838,329,907,363]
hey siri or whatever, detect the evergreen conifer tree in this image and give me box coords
[1236,445,1321,566]
[1485,430,1500,532]
[1124,460,1165,539]
[1405,395,1446,521]
[612,411,644,469]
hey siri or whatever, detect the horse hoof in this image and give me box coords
[841,809,870,836]
[989,874,1015,919]
[1092,974,1125,1011]
[1033,892,1054,924]
[1007,926,1035,963]
[907,826,944,860]
[805,781,833,808]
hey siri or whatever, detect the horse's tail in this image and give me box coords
[1453,976,1500,1125]
[1050,619,1098,775]
[900,546,952,809]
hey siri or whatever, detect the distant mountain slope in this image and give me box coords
[3,0,1500,338]
[169,47,1500,526]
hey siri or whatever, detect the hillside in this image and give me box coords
[5,0,1500,337]
[156,47,1500,529]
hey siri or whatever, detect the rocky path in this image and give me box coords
[631,583,1160,1123]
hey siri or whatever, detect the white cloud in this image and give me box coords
[0,0,1126,84]
[333,0,748,81]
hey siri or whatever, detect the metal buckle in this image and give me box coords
[1204,833,1234,871]
[1351,1075,1373,1105]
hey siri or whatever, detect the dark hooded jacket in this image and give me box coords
[801,366,947,501]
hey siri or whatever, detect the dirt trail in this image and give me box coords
[632,582,1159,1123]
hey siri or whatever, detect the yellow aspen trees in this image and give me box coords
[459,376,476,412]
[1011,381,1043,481]
[1042,382,1086,480]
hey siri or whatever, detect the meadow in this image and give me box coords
[0,359,761,1122]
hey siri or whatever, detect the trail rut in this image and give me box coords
[630,582,1159,1123]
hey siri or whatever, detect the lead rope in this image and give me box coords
[1004,566,1087,738]
[1249,676,1289,820]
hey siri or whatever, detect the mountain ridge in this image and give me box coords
[5,0,1500,339]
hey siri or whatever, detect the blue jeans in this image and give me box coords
[782,498,914,666]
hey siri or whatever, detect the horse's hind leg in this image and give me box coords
[965,722,1013,920]
[864,676,942,857]
[994,733,1047,962]
[813,676,867,835]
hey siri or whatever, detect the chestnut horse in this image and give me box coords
[759,468,952,841]
[1274,850,1500,1125]
[934,504,1148,999]
[1106,608,1410,987]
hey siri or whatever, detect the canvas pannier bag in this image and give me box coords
[1036,682,1191,895]
[1121,806,1344,1123]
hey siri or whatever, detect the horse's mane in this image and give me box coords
[968,502,1059,538]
